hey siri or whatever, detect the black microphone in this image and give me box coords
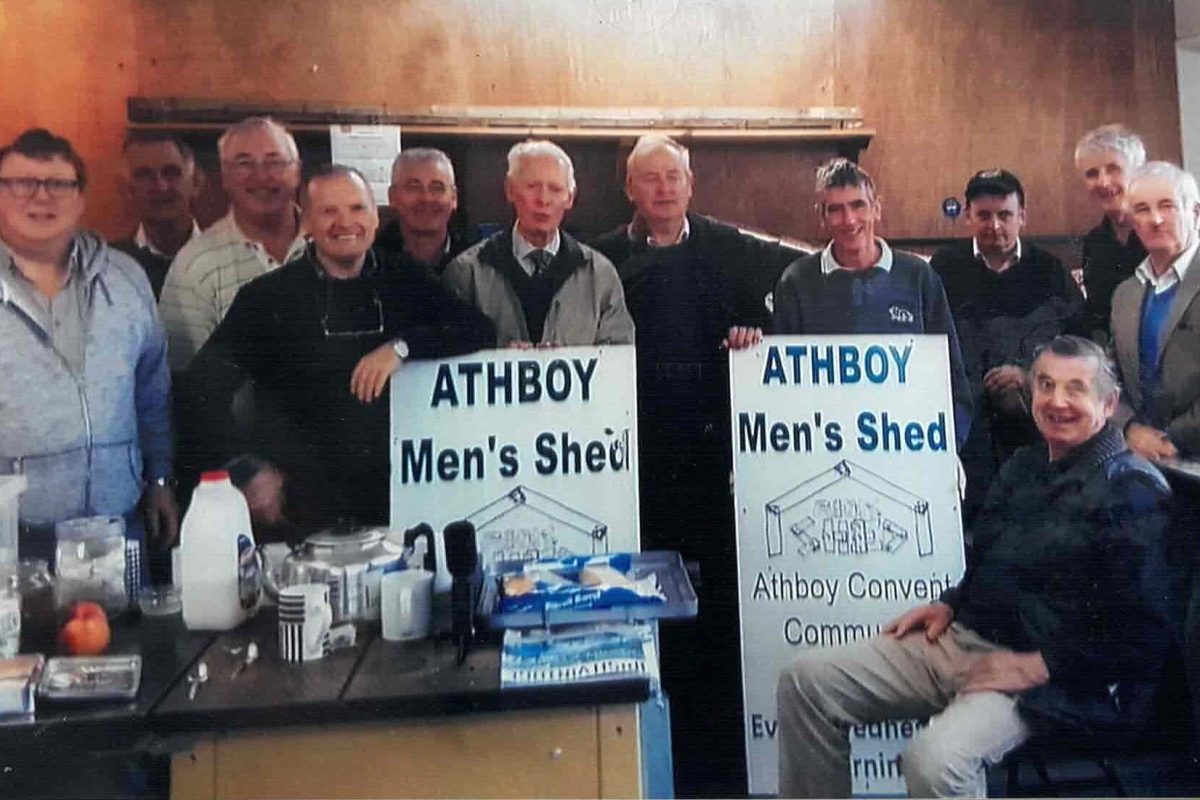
[443,520,478,665]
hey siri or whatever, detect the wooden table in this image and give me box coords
[152,615,655,799]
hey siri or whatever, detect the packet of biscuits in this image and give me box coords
[500,554,664,614]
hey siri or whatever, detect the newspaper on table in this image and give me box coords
[500,622,659,689]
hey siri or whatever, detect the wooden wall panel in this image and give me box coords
[0,0,138,238]
[0,0,1175,241]
[126,0,1179,241]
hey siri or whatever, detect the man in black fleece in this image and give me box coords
[593,134,802,798]
[931,169,1083,521]
[373,147,473,280]
[183,165,493,535]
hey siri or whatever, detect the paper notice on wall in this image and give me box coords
[329,125,401,205]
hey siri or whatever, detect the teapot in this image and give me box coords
[261,526,428,624]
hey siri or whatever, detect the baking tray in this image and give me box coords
[37,655,142,701]
[478,551,698,629]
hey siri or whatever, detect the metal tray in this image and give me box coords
[479,551,698,629]
[37,655,142,701]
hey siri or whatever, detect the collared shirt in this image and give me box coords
[972,236,1022,273]
[133,220,202,258]
[159,209,307,371]
[819,237,894,275]
[512,224,561,276]
[627,215,691,248]
[1135,238,1199,295]
[4,242,88,373]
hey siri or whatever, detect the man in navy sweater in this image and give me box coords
[592,134,802,797]
[931,169,1082,520]
[773,159,972,449]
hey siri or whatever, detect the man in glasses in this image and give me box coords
[183,165,493,533]
[0,128,176,561]
[112,131,204,299]
[375,147,471,279]
[159,116,307,371]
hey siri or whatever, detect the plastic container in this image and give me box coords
[0,475,26,569]
[18,559,55,655]
[0,565,18,658]
[179,471,259,630]
[54,516,126,615]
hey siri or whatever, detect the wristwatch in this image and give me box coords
[392,339,410,360]
[150,475,177,490]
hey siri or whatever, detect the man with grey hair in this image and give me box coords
[592,132,802,796]
[773,158,972,448]
[444,138,633,346]
[1110,160,1200,461]
[375,147,471,278]
[160,116,307,370]
[1075,124,1149,339]
[777,334,1173,798]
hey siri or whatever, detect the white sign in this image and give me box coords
[731,335,966,796]
[329,124,402,205]
[390,346,640,591]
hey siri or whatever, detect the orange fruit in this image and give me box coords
[58,602,111,655]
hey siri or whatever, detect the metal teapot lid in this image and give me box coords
[306,527,389,549]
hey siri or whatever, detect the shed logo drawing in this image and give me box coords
[466,485,608,572]
[764,460,933,560]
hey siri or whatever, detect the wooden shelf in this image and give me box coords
[126,97,874,145]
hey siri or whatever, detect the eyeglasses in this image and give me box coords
[223,158,296,180]
[320,282,384,338]
[130,164,186,185]
[0,177,81,199]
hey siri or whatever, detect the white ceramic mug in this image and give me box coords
[278,582,333,662]
[380,570,433,642]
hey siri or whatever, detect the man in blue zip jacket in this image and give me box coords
[0,128,176,562]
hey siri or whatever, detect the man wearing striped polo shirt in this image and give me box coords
[159,116,307,371]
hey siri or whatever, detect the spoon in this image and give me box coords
[232,642,259,679]
[187,661,208,701]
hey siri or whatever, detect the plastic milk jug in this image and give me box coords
[180,470,259,630]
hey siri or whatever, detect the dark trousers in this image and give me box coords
[640,450,747,798]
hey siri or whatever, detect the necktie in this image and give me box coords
[529,249,552,275]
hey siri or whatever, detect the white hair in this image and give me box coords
[217,116,299,162]
[391,147,456,186]
[1126,161,1200,215]
[626,134,691,176]
[506,139,575,193]
[1074,124,1146,170]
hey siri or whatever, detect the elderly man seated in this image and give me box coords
[777,335,1174,798]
